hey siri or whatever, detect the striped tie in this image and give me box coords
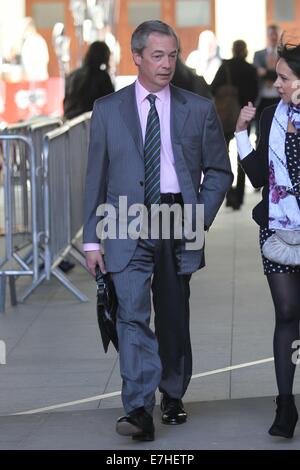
[144,94,161,209]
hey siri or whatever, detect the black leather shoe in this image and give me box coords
[226,188,242,210]
[269,395,298,439]
[116,407,155,441]
[161,394,187,425]
[59,260,75,273]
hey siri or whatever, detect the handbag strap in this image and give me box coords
[275,231,300,247]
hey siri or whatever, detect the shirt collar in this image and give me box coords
[135,78,170,105]
[267,46,277,54]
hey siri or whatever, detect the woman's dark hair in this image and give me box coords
[277,35,300,78]
[84,41,111,71]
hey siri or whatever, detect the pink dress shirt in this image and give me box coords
[84,79,180,251]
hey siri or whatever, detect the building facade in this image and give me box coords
[1,0,300,77]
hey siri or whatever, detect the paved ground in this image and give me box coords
[0,190,300,449]
[1,396,300,450]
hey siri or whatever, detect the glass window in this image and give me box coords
[274,0,295,22]
[128,1,161,27]
[176,0,211,27]
[32,2,65,29]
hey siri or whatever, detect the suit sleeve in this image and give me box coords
[238,109,269,189]
[198,102,234,228]
[253,51,261,68]
[83,102,109,243]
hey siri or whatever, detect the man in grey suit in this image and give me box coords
[253,24,280,137]
[84,20,233,441]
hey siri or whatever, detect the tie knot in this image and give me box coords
[147,94,157,106]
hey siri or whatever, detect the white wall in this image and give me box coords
[215,0,266,62]
[0,0,25,56]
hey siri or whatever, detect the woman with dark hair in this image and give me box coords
[64,41,115,119]
[235,38,300,439]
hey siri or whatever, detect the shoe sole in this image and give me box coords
[116,421,141,436]
[268,429,295,439]
[132,433,155,442]
[268,419,298,439]
[116,421,154,441]
[162,416,187,425]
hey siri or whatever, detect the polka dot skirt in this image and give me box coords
[259,132,300,275]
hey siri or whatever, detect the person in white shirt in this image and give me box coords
[21,17,49,82]
[235,39,300,440]
[186,30,222,85]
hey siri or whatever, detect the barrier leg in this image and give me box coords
[19,273,46,302]
[69,246,89,272]
[9,276,17,306]
[0,274,6,313]
[23,251,33,266]
[52,268,89,302]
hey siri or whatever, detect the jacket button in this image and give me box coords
[140,181,144,186]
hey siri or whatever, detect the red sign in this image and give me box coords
[0,78,64,124]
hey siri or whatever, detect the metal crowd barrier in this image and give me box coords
[1,122,33,249]
[0,134,40,312]
[0,117,62,247]
[43,125,71,274]
[0,118,62,311]
[29,118,63,235]
[41,114,91,302]
[66,112,91,268]
[0,113,91,311]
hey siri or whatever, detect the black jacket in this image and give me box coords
[211,58,259,107]
[64,66,114,119]
[239,105,276,227]
[171,58,212,100]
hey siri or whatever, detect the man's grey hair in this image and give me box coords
[131,20,179,55]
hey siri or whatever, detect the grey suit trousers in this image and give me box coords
[111,213,192,415]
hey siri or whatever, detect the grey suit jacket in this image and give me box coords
[253,49,268,69]
[83,83,233,274]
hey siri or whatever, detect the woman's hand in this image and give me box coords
[236,102,256,133]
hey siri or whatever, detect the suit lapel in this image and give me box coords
[170,85,190,142]
[119,83,144,159]
[119,84,190,159]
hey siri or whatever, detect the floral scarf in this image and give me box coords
[268,100,300,230]
[287,103,300,130]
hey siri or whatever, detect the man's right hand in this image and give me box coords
[85,250,107,277]
[236,102,256,133]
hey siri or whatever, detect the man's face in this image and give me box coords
[133,33,178,92]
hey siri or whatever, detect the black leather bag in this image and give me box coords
[95,266,119,353]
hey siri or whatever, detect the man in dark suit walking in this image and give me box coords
[83,20,233,441]
[253,24,281,138]
[211,40,259,210]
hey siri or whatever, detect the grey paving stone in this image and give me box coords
[1,395,299,450]
[1,190,298,448]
